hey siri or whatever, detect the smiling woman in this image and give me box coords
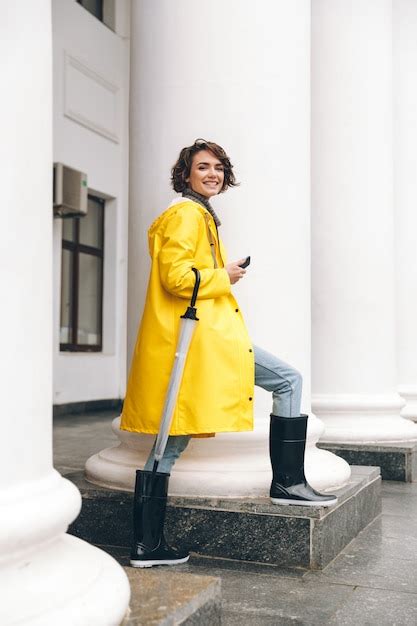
[171,138,238,195]
[187,150,225,196]
[121,138,337,569]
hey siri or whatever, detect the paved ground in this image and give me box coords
[54,410,417,625]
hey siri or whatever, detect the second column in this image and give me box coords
[87,0,350,495]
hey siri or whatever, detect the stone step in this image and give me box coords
[318,441,417,481]
[118,565,221,626]
[66,465,381,571]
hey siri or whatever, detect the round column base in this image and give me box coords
[313,393,417,443]
[85,415,351,496]
[0,472,130,625]
[398,385,417,422]
[1,535,130,626]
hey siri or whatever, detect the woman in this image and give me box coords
[121,139,337,568]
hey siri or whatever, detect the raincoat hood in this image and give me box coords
[148,198,199,251]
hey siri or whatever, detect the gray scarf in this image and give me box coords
[182,188,221,227]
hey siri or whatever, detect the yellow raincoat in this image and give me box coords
[120,198,254,436]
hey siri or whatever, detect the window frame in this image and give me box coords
[60,194,105,353]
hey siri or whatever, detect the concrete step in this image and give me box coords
[318,440,417,481]
[117,564,221,626]
[67,465,381,570]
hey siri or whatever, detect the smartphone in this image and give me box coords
[239,256,251,268]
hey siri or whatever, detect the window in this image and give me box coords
[60,195,104,352]
[76,0,116,32]
[77,0,103,22]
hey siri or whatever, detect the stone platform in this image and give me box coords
[318,441,417,482]
[120,567,221,625]
[67,465,380,570]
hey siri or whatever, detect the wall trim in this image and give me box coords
[53,398,123,417]
[64,51,120,143]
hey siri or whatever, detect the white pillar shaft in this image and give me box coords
[0,3,129,623]
[1,1,53,488]
[311,0,417,441]
[394,0,417,421]
[87,0,350,494]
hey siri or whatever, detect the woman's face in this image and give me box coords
[186,150,225,198]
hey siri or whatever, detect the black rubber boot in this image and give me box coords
[130,469,189,567]
[269,414,338,507]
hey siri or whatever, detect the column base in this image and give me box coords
[313,393,417,442]
[4,535,131,626]
[85,416,351,496]
[0,471,130,625]
[68,466,380,570]
[398,385,417,422]
[318,440,417,482]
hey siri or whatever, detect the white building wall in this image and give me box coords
[52,0,130,405]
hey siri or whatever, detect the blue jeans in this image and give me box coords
[144,344,302,474]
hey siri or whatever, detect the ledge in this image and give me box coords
[318,441,417,482]
[120,567,221,626]
[66,465,381,570]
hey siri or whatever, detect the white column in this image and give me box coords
[311,0,417,442]
[0,4,130,624]
[393,0,417,422]
[87,0,349,494]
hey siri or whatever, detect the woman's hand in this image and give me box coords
[226,259,247,284]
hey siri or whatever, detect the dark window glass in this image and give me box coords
[60,248,73,344]
[62,217,75,242]
[77,0,103,21]
[79,197,103,248]
[77,253,102,346]
[60,195,104,352]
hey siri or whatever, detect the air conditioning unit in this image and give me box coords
[53,163,88,217]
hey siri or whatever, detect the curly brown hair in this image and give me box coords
[171,139,239,193]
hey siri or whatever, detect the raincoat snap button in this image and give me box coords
[249,348,252,352]
[235,308,239,312]
[249,397,253,401]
